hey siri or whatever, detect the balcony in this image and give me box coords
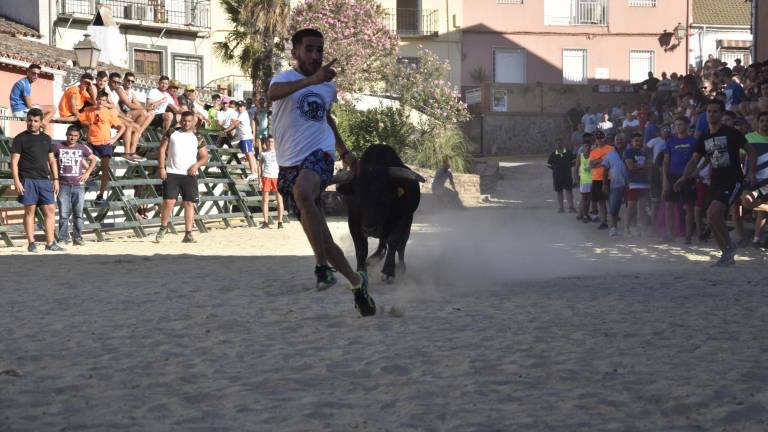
[545,0,608,26]
[58,0,210,30]
[573,0,607,25]
[386,8,439,37]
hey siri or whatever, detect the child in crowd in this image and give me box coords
[574,135,593,222]
[258,135,284,228]
[78,90,126,205]
[547,138,576,213]
[624,133,652,236]
[54,125,99,245]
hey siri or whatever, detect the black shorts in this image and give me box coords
[650,166,662,200]
[162,173,199,202]
[665,175,696,204]
[150,113,177,128]
[591,180,606,201]
[707,181,742,207]
[553,175,573,192]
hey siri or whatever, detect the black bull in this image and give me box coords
[333,145,424,283]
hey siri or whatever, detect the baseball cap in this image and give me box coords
[734,117,746,125]
[185,84,195,91]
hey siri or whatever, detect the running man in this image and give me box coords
[267,28,375,316]
[155,111,209,244]
[675,99,757,266]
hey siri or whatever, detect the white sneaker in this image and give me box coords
[609,227,618,237]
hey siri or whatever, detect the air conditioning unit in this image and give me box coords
[124,4,149,20]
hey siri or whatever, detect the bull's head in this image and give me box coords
[330,167,425,237]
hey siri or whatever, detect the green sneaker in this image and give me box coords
[155,225,168,243]
[351,272,376,317]
[315,265,337,291]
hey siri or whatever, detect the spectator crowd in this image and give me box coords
[8,64,278,252]
[551,59,768,267]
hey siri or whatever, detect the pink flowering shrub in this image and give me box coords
[290,0,399,93]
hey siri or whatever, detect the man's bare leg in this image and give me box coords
[162,112,173,133]
[262,190,270,223]
[23,205,36,244]
[160,198,176,226]
[276,192,284,223]
[42,204,56,245]
[293,169,360,285]
[183,201,195,232]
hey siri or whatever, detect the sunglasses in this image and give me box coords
[29,71,40,76]
[126,79,135,84]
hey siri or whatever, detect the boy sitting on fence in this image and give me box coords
[78,91,126,205]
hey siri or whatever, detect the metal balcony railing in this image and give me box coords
[59,0,210,28]
[386,8,439,37]
[572,0,607,26]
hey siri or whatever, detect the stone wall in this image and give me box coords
[477,113,572,155]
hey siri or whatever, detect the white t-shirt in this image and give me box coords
[217,108,237,129]
[622,119,640,129]
[597,120,613,131]
[108,87,120,107]
[645,136,667,163]
[147,88,174,115]
[166,130,201,175]
[235,110,254,141]
[259,149,279,178]
[582,113,598,133]
[270,69,337,166]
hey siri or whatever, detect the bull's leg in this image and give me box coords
[367,238,387,264]
[395,213,414,276]
[381,238,398,284]
[349,219,368,274]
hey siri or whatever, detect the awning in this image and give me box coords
[717,39,752,49]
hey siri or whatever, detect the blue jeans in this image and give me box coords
[57,184,85,242]
[609,187,626,220]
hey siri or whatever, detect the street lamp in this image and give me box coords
[73,33,101,70]
[674,22,687,43]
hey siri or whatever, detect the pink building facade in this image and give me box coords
[461,0,690,88]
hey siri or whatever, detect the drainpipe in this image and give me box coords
[49,0,55,46]
[685,0,689,72]
[752,0,757,62]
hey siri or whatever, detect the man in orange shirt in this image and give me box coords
[589,130,615,229]
[58,73,94,121]
[78,91,126,205]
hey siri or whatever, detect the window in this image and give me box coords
[718,50,751,68]
[497,0,523,3]
[173,55,203,87]
[545,0,608,26]
[397,56,421,70]
[494,48,526,84]
[629,0,655,6]
[629,50,655,84]
[134,49,163,76]
[563,49,587,84]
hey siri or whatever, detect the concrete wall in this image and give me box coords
[756,1,768,61]
[379,0,463,86]
[461,0,688,86]
[479,113,572,155]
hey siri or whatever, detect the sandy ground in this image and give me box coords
[2,159,768,431]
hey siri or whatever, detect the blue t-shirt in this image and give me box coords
[623,147,650,188]
[724,82,745,110]
[644,121,659,144]
[695,112,708,133]
[665,135,697,177]
[601,150,628,189]
[10,77,31,112]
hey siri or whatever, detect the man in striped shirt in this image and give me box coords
[742,111,768,247]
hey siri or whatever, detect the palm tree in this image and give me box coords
[213,0,290,97]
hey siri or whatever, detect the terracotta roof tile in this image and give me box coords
[693,0,752,27]
[0,16,41,38]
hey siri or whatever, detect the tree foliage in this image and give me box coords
[290,0,399,93]
[213,0,290,95]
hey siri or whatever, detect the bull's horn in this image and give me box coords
[388,167,426,183]
[328,170,354,185]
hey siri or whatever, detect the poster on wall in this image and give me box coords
[492,89,507,112]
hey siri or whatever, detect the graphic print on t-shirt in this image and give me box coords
[59,148,84,178]
[297,92,326,122]
[705,136,731,169]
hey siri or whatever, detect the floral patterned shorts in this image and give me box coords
[277,149,335,220]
